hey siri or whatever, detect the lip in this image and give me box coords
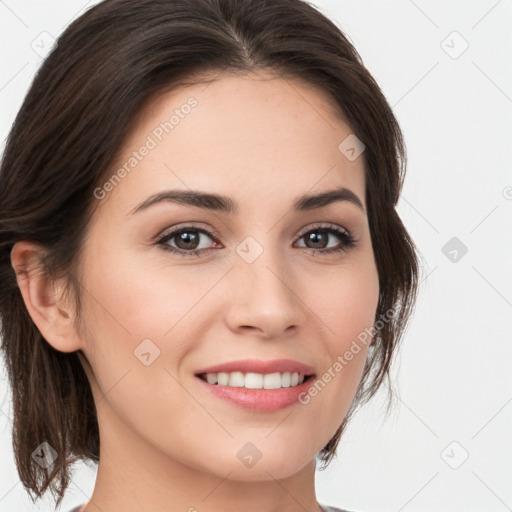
[194,358,316,376]
[195,374,315,412]
[194,358,316,412]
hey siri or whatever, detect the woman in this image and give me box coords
[0,0,420,511]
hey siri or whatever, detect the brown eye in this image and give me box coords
[171,230,203,250]
[303,230,329,249]
[295,225,356,254]
[156,226,220,257]
[155,223,357,258]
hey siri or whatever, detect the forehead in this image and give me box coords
[98,70,366,215]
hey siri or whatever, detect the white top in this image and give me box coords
[320,504,355,512]
[71,502,353,512]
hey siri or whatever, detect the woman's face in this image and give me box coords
[75,70,379,481]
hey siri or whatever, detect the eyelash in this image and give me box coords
[155,223,357,258]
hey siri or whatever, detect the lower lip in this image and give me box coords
[195,375,315,412]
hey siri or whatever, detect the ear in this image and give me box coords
[10,240,83,353]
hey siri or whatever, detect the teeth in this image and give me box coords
[202,371,306,389]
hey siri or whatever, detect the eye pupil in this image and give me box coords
[306,231,327,249]
[176,231,199,250]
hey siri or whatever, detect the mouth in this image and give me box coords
[195,370,317,412]
[195,371,316,389]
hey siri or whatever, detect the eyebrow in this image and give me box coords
[128,185,365,216]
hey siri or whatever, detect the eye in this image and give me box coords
[156,224,220,257]
[155,223,357,257]
[294,224,357,255]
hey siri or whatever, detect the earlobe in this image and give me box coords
[10,241,82,353]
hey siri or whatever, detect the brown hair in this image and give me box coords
[0,0,420,507]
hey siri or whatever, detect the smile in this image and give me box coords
[197,371,309,389]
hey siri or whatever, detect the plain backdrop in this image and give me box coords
[1,1,511,511]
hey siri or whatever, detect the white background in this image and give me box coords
[1,1,511,511]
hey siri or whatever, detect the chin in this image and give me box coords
[211,444,316,482]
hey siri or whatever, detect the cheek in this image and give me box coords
[77,254,221,410]
[306,258,380,343]
[77,258,206,451]
[301,260,379,428]
[80,252,194,341]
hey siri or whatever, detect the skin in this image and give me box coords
[11,70,379,512]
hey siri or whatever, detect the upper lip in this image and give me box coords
[195,358,315,376]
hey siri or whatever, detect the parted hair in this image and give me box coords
[0,0,420,507]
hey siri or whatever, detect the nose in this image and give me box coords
[224,245,306,339]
